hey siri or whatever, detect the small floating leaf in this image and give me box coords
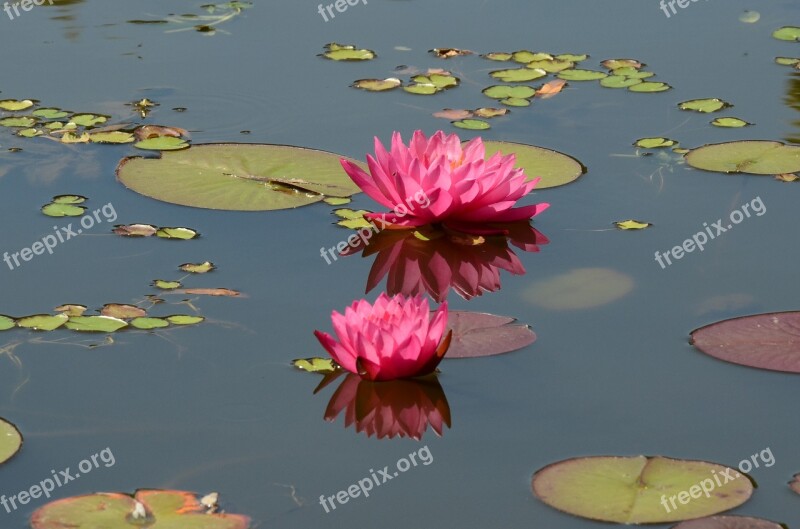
[711,117,752,128]
[628,81,671,92]
[322,196,351,206]
[413,73,459,89]
[333,208,373,229]
[557,69,607,81]
[32,107,69,119]
[773,26,800,42]
[53,195,86,204]
[524,268,633,310]
[686,141,800,174]
[17,128,42,138]
[611,67,654,79]
[0,418,22,464]
[153,280,182,290]
[352,78,401,91]
[483,52,512,61]
[511,50,551,63]
[90,131,136,144]
[433,109,473,120]
[134,136,190,151]
[17,313,69,331]
[60,132,90,143]
[292,357,338,373]
[600,75,642,88]
[0,99,35,111]
[601,58,643,70]
[430,48,472,58]
[482,85,536,99]
[491,68,548,82]
[179,261,215,273]
[41,203,85,217]
[0,315,15,331]
[156,227,199,240]
[166,315,205,325]
[775,57,800,66]
[679,98,732,113]
[472,107,508,118]
[113,223,158,237]
[526,59,573,72]
[69,114,108,127]
[403,83,438,95]
[100,304,146,319]
[635,137,676,148]
[321,43,375,61]
[54,305,87,317]
[555,53,588,62]
[445,311,535,359]
[614,219,651,230]
[181,288,241,297]
[130,317,170,330]
[65,316,128,332]
[0,117,37,128]
[532,455,753,524]
[501,97,530,107]
[691,311,800,373]
[452,119,490,130]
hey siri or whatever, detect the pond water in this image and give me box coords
[0,0,799,527]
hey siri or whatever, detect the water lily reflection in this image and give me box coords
[341,221,548,302]
[323,373,451,440]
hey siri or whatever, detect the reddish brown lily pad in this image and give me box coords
[691,311,800,373]
[444,311,535,358]
[671,515,784,529]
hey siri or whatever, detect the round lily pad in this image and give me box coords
[672,515,783,529]
[557,69,607,81]
[710,117,751,128]
[352,78,401,91]
[30,489,250,529]
[501,97,531,107]
[65,316,128,332]
[482,85,536,99]
[166,315,204,325]
[685,141,800,175]
[130,317,170,330]
[523,267,633,310]
[532,455,753,524]
[628,82,671,92]
[481,140,584,188]
[600,75,642,88]
[691,311,800,373]
[0,99,36,111]
[101,304,146,319]
[0,116,37,127]
[179,261,215,273]
[116,144,364,211]
[490,68,548,82]
[403,83,438,95]
[0,418,22,464]
[53,195,87,204]
[42,203,85,217]
[679,98,732,113]
[452,119,490,130]
[636,137,676,149]
[32,108,69,119]
[156,227,199,240]
[444,311,536,358]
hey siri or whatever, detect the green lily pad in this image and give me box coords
[500,97,531,107]
[0,418,22,464]
[352,78,402,91]
[511,50,552,63]
[686,141,800,174]
[322,196,351,206]
[635,137,676,148]
[532,455,753,524]
[482,85,536,99]
[90,131,136,144]
[490,68,548,82]
[17,314,69,331]
[679,98,732,113]
[65,316,128,332]
[166,315,205,325]
[55,305,88,317]
[711,117,752,128]
[483,52,512,61]
[628,82,671,92]
[403,83,438,95]
[413,74,459,89]
[179,261,216,273]
[481,140,584,189]
[117,144,364,211]
[0,315,15,331]
[673,515,783,529]
[41,203,86,217]
[333,208,373,229]
[18,128,42,138]
[452,119,490,130]
[773,26,800,42]
[154,280,182,290]
[130,317,170,330]
[523,267,633,310]
[0,99,35,111]
[611,67,654,79]
[600,75,642,88]
[53,195,87,204]
[526,59,574,72]
[0,116,37,127]
[775,57,800,66]
[30,489,250,529]
[155,227,199,240]
[134,136,190,151]
[557,69,607,81]
[292,357,338,373]
[601,58,643,70]
[69,114,108,127]
[555,53,588,62]
[32,108,69,119]
[473,107,509,118]
[321,43,375,61]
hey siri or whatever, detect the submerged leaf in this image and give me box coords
[156,227,199,240]
[523,268,633,310]
[0,99,36,111]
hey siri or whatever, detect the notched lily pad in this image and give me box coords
[116,144,364,211]
[179,261,216,273]
[320,42,375,61]
[711,117,752,128]
[490,68,548,83]
[628,82,671,92]
[352,78,402,91]
[17,313,69,331]
[482,85,536,100]
[65,316,128,332]
[524,268,633,310]
[600,75,642,88]
[557,69,607,81]
[166,315,205,325]
[636,137,676,149]
[532,455,753,524]
[679,98,732,113]
[156,227,199,240]
[69,114,109,127]
[32,107,69,119]
[444,311,536,359]
[452,119,490,130]
[130,317,170,330]
[0,116,37,128]
[686,141,800,175]
[672,515,784,529]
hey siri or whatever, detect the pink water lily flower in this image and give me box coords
[314,293,451,381]
[340,130,549,233]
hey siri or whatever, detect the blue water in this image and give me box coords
[0,0,799,527]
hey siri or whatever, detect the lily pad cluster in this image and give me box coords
[41,195,88,217]
[0,305,203,333]
[0,98,190,151]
